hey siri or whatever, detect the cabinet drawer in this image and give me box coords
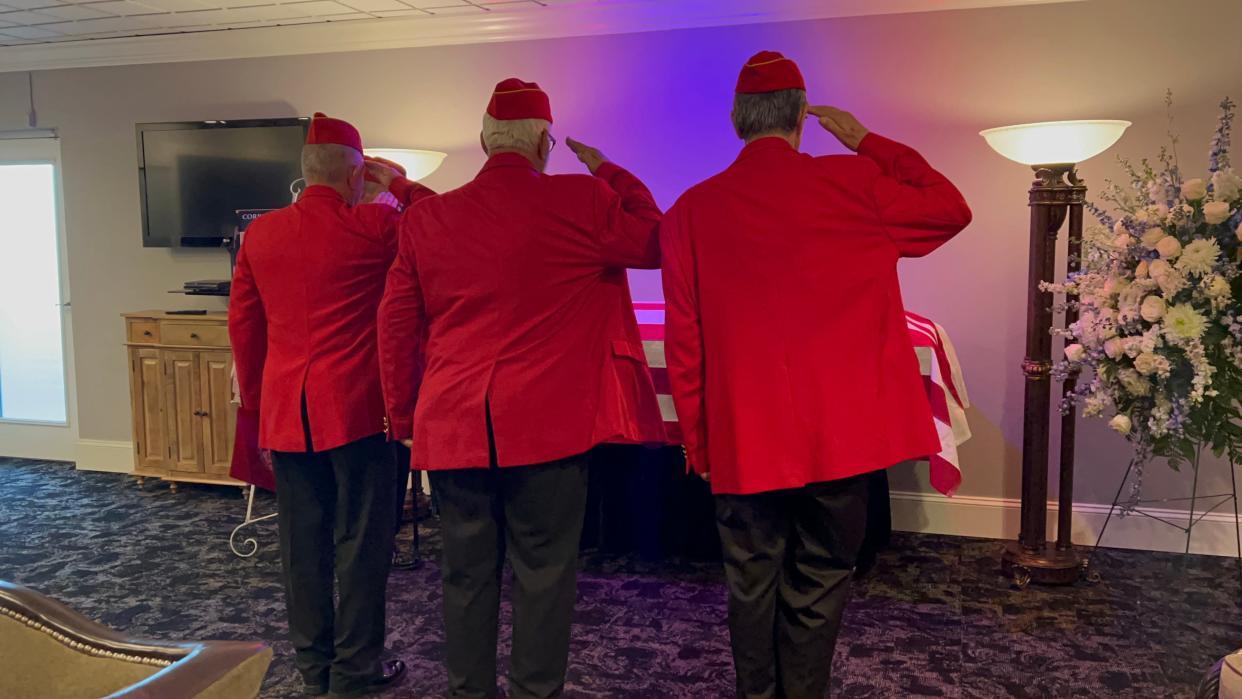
[162,323,230,347]
[128,320,160,344]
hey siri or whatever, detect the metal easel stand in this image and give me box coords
[1086,448,1241,586]
[229,485,278,558]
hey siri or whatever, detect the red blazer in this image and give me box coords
[229,179,433,453]
[378,153,666,471]
[660,134,972,495]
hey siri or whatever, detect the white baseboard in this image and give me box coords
[74,439,134,474]
[892,489,1242,557]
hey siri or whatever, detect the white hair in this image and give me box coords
[301,143,361,185]
[481,114,549,154]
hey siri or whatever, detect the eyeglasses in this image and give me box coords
[546,133,557,153]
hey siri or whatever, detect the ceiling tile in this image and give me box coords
[418,4,483,14]
[338,0,410,12]
[0,0,66,10]
[324,11,370,20]
[87,0,165,14]
[32,3,113,19]
[0,9,61,22]
[287,0,357,16]
[247,4,315,19]
[1,23,63,36]
[156,7,226,24]
[122,0,213,11]
[46,11,157,31]
[369,7,421,16]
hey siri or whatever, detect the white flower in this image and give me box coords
[1155,268,1186,297]
[1104,337,1126,359]
[1182,178,1208,200]
[1176,238,1221,277]
[1119,368,1150,395]
[1155,202,1171,220]
[1083,394,1109,418]
[1065,344,1086,362]
[1147,181,1167,203]
[1123,338,1144,358]
[1140,295,1167,322]
[1211,168,1242,201]
[1136,260,1150,279]
[1149,258,1172,279]
[1156,235,1182,259]
[1112,233,1133,250]
[1113,219,1128,236]
[1204,200,1234,225]
[1133,352,1163,376]
[1110,414,1133,435]
[1164,303,1207,340]
[1141,227,1166,249]
[1205,275,1232,302]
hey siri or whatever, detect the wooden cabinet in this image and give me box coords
[124,311,241,490]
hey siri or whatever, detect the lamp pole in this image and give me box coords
[1002,164,1087,587]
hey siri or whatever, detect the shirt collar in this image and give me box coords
[734,136,797,164]
[479,151,538,175]
[299,184,344,202]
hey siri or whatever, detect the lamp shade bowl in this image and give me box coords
[980,120,1131,166]
[364,148,447,182]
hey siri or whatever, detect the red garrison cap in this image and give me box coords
[735,51,806,94]
[306,112,363,153]
[486,78,553,123]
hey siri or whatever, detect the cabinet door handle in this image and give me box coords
[190,333,200,340]
[143,330,153,337]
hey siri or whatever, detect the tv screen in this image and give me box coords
[137,119,307,247]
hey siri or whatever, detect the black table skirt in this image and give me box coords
[578,445,892,573]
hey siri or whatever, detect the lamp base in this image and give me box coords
[1001,541,1084,588]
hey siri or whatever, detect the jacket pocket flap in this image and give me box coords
[611,339,646,363]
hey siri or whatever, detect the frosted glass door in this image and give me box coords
[0,160,67,423]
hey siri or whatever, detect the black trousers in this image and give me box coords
[430,452,589,699]
[271,433,398,693]
[715,474,869,699]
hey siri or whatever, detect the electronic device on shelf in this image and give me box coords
[179,279,231,296]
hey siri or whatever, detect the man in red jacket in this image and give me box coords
[229,113,432,698]
[661,52,972,698]
[378,78,665,698]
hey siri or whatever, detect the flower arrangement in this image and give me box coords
[1047,94,1242,483]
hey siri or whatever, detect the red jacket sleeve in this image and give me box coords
[590,161,663,269]
[377,213,427,442]
[660,198,708,476]
[856,133,973,257]
[389,176,435,209]
[227,241,266,412]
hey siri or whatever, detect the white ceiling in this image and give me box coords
[0,0,1083,72]
[0,0,533,46]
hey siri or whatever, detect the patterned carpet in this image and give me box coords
[1,458,1239,698]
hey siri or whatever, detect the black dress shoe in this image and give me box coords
[391,550,422,571]
[329,660,408,698]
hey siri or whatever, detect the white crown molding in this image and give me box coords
[0,0,1082,74]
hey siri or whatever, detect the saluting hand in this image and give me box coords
[401,439,413,448]
[807,106,869,152]
[565,138,608,174]
[365,158,400,187]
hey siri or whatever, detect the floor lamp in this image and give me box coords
[980,120,1131,587]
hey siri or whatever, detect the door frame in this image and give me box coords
[0,135,79,461]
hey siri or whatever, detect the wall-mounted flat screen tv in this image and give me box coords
[137,118,308,248]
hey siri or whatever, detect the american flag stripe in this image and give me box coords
[636,303,970,497]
